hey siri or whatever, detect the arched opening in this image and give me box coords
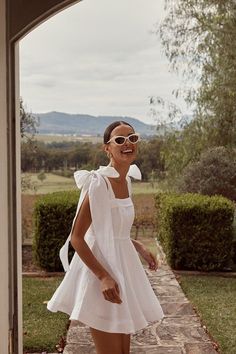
[2,1,179,352]
[18,4,165,352]
[0,2,81,353]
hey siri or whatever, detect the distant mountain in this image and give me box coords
[35,111,157,136]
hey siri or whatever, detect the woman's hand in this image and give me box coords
[139,248,160,271]
[100,275,122,304]
[131,239,160,271]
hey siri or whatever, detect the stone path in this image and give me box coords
[63,259,219,354]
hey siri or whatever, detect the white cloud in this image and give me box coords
[19,0,189,124]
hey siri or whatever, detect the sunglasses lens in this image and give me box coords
[115,136,126,145]
[129,134,139,143]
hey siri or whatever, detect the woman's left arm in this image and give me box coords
[131,239,159,271]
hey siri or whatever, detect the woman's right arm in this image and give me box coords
[70,194,122,304]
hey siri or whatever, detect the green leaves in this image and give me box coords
[177,146,236,202]
[155,191,235,270]
[157,0,236,165]
[33,190,80,271]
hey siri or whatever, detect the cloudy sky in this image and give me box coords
[19,0,188,125]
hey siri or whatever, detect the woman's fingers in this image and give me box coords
[103,286,122,304]
[103,290,110,302]
[141,248,159,270]
[112,288,122,304]
[148,252,158,270]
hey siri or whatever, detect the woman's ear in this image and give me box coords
[103,144,109,153]
[103,144,110,158]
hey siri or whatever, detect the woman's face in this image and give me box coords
[105,124,138,165]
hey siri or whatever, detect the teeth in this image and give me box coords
[122,150,133,153]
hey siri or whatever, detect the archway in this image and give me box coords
[0,1,81,353]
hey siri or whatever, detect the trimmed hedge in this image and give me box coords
[155,192,235,271]
[33,190,80,271]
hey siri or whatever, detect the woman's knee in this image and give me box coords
[90,327,124,354]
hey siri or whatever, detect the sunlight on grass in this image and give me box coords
[22,173,76,194]
[178,275,236,354]
[22,173,163,195]
[23,277,68,352]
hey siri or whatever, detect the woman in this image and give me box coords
[47,121,164,354]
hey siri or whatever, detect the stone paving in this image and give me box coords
[63,257,219,354]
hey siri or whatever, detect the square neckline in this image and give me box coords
[103,175,131,200]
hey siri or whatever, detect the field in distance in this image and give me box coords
[35,134,103,144]
[22,173,161,195]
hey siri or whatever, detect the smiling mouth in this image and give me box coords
[121,149,133,154]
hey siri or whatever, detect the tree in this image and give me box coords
[157,0,236,147]
[177,146,236,201]
[135,138,165,181]
[152,0,236,183]
[20,98,39,191]
[20,98,39,141]
[37,171,46,183]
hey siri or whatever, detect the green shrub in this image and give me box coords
[233,240,236,264]
[177,146,236,202]
[155,192,235,271]
[233,211,236,264]
[33,190,80,271]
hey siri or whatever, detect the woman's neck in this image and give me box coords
[110,161,130,181]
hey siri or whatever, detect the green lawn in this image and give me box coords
[178,275,236,354]
[36,134,103,144]
[23,276,68,352]
[22,173,162,195]
[22,173,76,194]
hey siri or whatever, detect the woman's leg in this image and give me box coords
[122,333,131,354]
[90,327,130,354]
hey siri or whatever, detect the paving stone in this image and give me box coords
[156,325,211,345]
[184,342,218,354]
[149,276,181,287]
[158,295,189,303]
[153,285,184,297]
[132,325,158,346]
[63,344,96,354]
[63,264,218,354]
[162,315,200,327]
[130,346,183,354]
[66,326,93,345]
[161,302,196,316]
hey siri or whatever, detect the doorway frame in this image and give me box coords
[1,1,81,352]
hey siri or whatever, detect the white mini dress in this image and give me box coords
[47,165,164,334]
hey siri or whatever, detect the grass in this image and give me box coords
[36,134,103,144]
[22,173,76,194]
[178,274,236,354]
[23,276,68,352]
[22,173,163,195]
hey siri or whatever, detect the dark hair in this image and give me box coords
[103,121,134,144]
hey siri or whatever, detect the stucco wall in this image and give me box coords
[0,1,10,352]
[9,0,81,40]
[1,1,81,352]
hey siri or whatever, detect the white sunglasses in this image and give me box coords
[106,133,141,145]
